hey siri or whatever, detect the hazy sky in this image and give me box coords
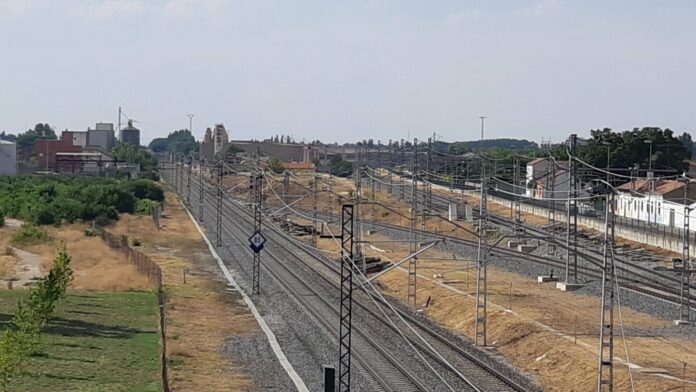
[1,0,695,144]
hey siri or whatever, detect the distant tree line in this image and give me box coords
[148,129,199,155]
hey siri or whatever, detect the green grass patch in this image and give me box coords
[10,226,50,246]
[0,290,162,392]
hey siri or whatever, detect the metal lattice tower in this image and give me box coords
[252,173,263,295]
[399,140,405,201]
[408,138,419,308]
[370,171,376,229]
[679,178,692,323]
[566,134,579,283]
[388,146,393,194]
[329,176,334,216]
[175,160,180,194]
[198,157,204,223]
[546,160,556,252]
[354,167,365,272]
[283,171,290,222]
[216,162,223,247]
[598,192,616,391]
[513,157,523,238]
[312,175,318,247]
[186,157,192,204]
[475,175,489,346]
[338,204,355,392]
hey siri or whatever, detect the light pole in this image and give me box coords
[602,141,611,183]
[479,116,487,141]
[187,114,194,133]
[644,139,654,172]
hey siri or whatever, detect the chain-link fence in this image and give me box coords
[94,225,169,391]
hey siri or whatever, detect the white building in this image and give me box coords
[615,178,696,230]
[0,140,17,175]
[525,158,570,198]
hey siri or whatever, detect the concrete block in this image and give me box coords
[537,276,559,283]
[518,244,536,253]
[556,282,584,291]
[507,240,520,249]
[673,319,691,326]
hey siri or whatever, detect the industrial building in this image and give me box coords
[200,127,215,161]
[213,124,229,157]
[119,120,141,147]
[87,123,116,151]
[0,140,17,175]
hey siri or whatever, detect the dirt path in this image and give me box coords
[9,246,41,287]
[112,192,258,391]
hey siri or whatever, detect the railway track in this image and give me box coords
[363,168,696,308]
[171,168,536,391]
[425,191,696,306]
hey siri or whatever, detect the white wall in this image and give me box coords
[0,142,17,175]
[614,192,695,230]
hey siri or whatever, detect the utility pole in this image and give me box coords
[354,166,364,272]
[198,156,204,223]
[312,175,318,247]
[338,204,355,392]
[598,191,616,391]
[475,171,489,346]
[186,156,192,205]
[329,176,334,216]
[283,171,290,222]
[252,173,264,295]
[370,170,376,229]
[388,146,393,194]
[677,177,692,324]
[566,134,578,283]
[408,138,419,308]
[216,162,223,247]
[513,157,523,238]
[547,160,556,254]
[399,140,405,201]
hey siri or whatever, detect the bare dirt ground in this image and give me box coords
[113,191,255,391]
[310,230,696,391]
[0,224,150,291]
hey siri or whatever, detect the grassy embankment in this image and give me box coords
[0,290,161,392]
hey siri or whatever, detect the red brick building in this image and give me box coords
[36,132,82,171]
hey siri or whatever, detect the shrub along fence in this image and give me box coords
[93,226,169,392]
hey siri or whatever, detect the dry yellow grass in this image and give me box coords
[0,225,151,291]
[113,191,255,391]
[358,234,694,391]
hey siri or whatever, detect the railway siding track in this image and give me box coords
[180,173,537,391]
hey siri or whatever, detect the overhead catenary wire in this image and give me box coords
[256,170,502,390]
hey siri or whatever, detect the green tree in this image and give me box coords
[578,127,690,173]
[113,143,159,180]
[268,158,285,174]
[15,123,57,152]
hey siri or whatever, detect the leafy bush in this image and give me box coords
[11,226,50,246]
[123,180,165,202]
[0,176,164,226]
[0,216,4,227]
[135,199,161,216]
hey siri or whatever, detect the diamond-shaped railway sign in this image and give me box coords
[249,231,267,253]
